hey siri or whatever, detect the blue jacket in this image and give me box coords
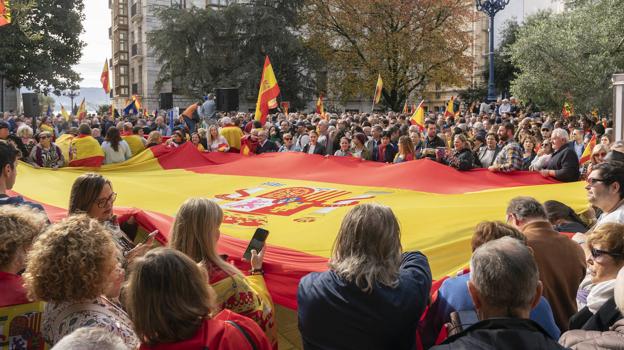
[297,252,432,350]
[0,194,46,213]
[420,273,560,349]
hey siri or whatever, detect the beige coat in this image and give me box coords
[560,318,624,349]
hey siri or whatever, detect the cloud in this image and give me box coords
[74,0,112,87]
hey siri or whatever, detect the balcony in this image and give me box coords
[131,44,143,59]
[131,2,142,21]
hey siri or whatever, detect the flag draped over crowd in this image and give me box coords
[11,143,587,309]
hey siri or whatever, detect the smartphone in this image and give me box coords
[142,230,158,244]
[243,228,269,261]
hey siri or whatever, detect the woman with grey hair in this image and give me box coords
[297,203,432,350]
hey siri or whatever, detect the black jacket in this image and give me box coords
[302,143,326,155]
[431,318,568,350]
[546,143,580,182]
[444,148,474,171]
[256,140,279,154]
[569,296,622,332]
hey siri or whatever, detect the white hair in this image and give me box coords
[16,124,33,138]
[51,328,127,350]
[551,128,569,140]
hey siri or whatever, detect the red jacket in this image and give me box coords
[139,309,271,350]
[0,271,29,307]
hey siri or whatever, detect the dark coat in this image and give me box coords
[256,140,279,154]
[431,318,568,350]
[298,252,432,350]
[302,143,326,155]
[546,143,580,182]
[569,296,623,332]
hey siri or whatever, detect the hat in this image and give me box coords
[296,121,307,128]
[0,121,8,129]
[221,117,232,125]
[541,123,553,131]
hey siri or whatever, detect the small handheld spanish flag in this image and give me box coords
[0,0,11,27]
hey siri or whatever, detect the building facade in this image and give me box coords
[109,0,225,113]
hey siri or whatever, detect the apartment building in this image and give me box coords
[110,0,239,113]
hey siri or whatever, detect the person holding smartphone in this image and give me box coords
[169,198,277,349]
[68,173,156,266]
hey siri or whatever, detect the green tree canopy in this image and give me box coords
[509,1,624,113]
[301,0,474,111]
[148,0,320,110]
[0,0,85,93]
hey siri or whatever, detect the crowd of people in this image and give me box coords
[1,96,624,349]
[1,96,622,182]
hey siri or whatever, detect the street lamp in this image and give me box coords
[63,89,80,113]
[476,0,510,103]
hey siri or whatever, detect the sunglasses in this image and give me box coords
[40,135,49,139]
[283,137,292,140]
[590,247,623,260]
[594,152,607,157]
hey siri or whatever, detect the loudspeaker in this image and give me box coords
[22,93,39,118]
[216,88,239,112]
[159,93,173,110]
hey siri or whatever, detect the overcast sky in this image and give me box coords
[76,0,111,87]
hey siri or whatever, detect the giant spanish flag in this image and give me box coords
[0,0,10,26]
[254,56,280,125]
[12,143,587,309]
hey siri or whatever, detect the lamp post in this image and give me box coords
[63,89,80,114]
[476,0,510,103]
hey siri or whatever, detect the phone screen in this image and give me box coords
[243,228,269,260]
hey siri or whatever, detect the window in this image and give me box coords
[119,53,129,61]
[121,87,129,96]
[120,66,127,75]
[119,31,127,49]
[120,76,128,86]
[131,68,135,82]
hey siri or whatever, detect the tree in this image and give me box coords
[488,20,520,98]
[97,104,111,116]
[0,0,85,93]
[301,0,474,111]
[38,94,55,115]
[509,2,624,113]
[148,1,319,110]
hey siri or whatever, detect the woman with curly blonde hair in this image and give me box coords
[0,205,47,307]
[23,215,138,348]
[169,198,277,348]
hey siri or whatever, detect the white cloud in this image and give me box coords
[74,0,111,88]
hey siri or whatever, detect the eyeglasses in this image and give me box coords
[95,192,117,208]
[283,137,292,141]
[590,247,623,260]
[594,152,607,157]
